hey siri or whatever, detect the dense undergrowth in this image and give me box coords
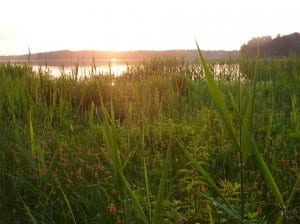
[0,54,300,223]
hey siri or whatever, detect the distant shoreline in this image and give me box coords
[0,50,239,66]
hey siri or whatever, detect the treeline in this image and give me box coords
[240,32,300,57]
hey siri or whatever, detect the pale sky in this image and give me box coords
[0,0,299,55]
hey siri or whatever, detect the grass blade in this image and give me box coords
[144,158,152,222]
[275,213,284,224]
[196,41,239,150]
[57,181,77,224]
[241,51,258,162]
[115,163,149,224]
[285,172,300,210]
[100,104,149,224]
[29,111,36,159]
[253,145,284,207]
[152,147,171,224]
[208,209,214,224]
[22,198,38,224]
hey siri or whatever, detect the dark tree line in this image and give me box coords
[240,32,300,57]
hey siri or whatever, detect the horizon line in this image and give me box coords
[1,48,240,57]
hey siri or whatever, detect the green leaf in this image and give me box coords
[201,193,242,222]
[275,213,284,224]
[152,147,171,224]
[209,209,214,224]
[253,146,284,207]
[144,159,152,222]
[241,55,257,162]
[29,111,36,159]
[22,199,38,224]
[178,140,231,209]
[115,165,149,224]
[286,172,300,210]
[101,104,149,224]
[57,181,77,224]
[196,42,240,151]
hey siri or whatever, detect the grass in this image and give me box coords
[0,54,300,223]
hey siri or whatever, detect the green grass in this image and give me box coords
[0,54,300,223]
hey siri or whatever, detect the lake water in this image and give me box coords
[32,64,128,77]
[31,62,244,82]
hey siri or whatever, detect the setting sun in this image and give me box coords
[0,0,299,55]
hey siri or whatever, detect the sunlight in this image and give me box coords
[0,0,299,54]
[110,58,117,63]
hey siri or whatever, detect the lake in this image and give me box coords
[31,60,244,82]
[32,64,128,77]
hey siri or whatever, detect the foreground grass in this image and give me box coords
[0,55,300,223]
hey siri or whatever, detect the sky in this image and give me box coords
[0,0,299,55]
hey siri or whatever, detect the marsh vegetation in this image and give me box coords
[0,51,300,223]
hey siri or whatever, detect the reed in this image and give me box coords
[0,53,300,223]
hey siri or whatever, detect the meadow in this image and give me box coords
[0,49,300,223]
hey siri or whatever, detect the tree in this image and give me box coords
[240,32,300,57]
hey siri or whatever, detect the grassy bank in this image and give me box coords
[0,54,300,223]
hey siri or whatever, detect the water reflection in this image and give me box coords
[32,61,245,83]
[33,64,128,77]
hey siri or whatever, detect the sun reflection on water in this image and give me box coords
[32,64,128,77]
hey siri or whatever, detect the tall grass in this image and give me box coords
[0,54,300,223]
[193,44,300,223]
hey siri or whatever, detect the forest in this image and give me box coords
[240,32,300,57]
